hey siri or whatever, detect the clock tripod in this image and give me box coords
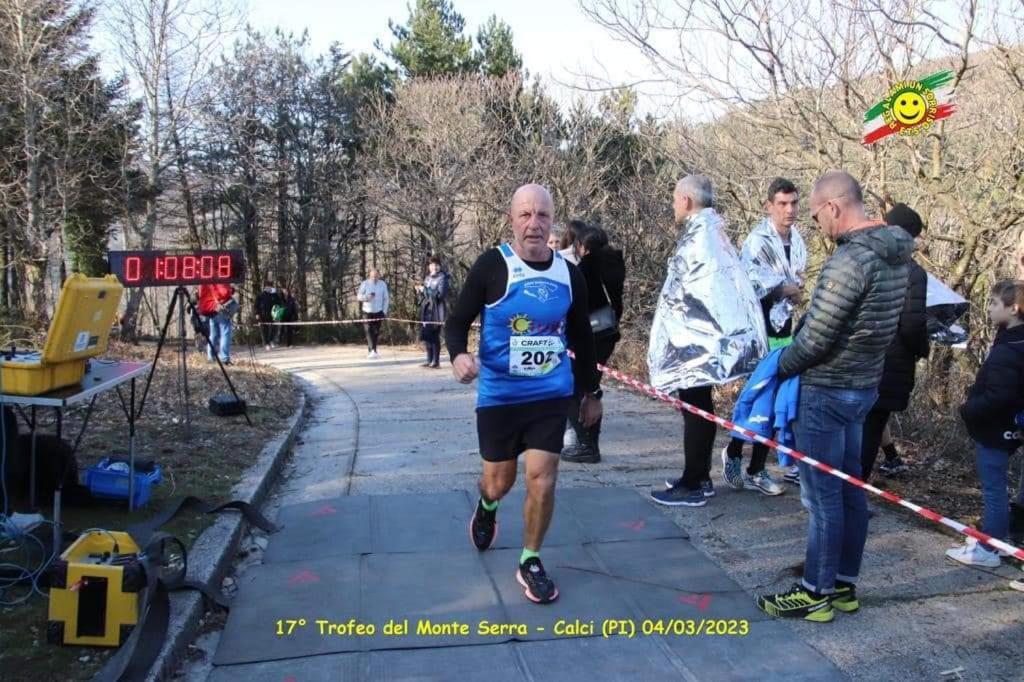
[136,285,252,439]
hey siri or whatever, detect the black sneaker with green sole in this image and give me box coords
[831,582,859,613]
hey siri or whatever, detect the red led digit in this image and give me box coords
[165,256,178,280]
[217,255,231,278]
[155,257,164,280]
[200,255,213,279]
[125,256,141,282]
[182,256,196,279]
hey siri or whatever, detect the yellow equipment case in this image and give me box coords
[0,274,123,395]
[46,531,143,647]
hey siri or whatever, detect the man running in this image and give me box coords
[445,183,603,604]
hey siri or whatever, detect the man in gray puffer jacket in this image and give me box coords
[758,170,913,623]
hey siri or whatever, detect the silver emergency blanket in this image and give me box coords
[648,208,769,392]
[926,271,969,346]
[739,218,808,333]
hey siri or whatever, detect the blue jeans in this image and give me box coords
[206,314,233,362]
[796,385,878,594]
[975,443,1011,551]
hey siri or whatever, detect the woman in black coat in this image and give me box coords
[861,204,930,481]
[416,256,449,368]
[561,224,625,464]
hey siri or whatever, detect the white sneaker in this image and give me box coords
[1011,578,1024,592]
[264,344,271,351]
[371,350,379,358]
[743,470,784,496]
[945,539,1001,568]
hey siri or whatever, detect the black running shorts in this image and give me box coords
[476,397,573,462]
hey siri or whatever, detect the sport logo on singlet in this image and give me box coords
[521,280,558,303]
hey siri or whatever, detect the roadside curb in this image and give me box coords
[141,392,309,682]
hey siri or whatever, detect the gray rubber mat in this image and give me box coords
[360,551,507,650]
[209,638,683,682]
[266,488,685,563]
[513,635,690,681]
[559,487,690,543]
[214,551,505,664]
[214,555,363,663]
[265,496,372,562]
[264,491,472,563]
[208,653,361,682]
[365,644,525,682]
[214,489,840,678]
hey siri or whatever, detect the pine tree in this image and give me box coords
[475,15,522,78]
[382,0,476,78]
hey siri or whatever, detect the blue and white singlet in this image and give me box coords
[477,244,574,408]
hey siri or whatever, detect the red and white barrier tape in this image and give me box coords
[590,357,1024,562]
[237,314,1024,559]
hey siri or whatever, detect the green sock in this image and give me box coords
[480,497,498,512]
[520,548,540,564]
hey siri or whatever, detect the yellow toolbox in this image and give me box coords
[47,531,143,647]
[0,274,123,395]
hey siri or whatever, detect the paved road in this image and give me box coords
[180,344,1024,681]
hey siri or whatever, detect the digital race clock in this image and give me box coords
[108,250,245,287]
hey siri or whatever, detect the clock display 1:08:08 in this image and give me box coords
[125,254,233,283]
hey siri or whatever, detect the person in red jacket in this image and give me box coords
[197,283,237,364]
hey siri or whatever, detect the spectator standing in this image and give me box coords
[357,268,390,358]
[417,256,449,368]
[757,170,912,622]
[946,280,1024,568]
[197,283,237,364]
[560,224,625,464]
[281,286,299,348]
[256,281,284,350]
[722,178,806,494]
[860,203,930,482]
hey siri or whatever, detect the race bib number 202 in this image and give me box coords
[509,336,563,377]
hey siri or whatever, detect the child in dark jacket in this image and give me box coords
[946,280,1024,567]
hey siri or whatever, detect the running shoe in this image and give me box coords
[743,470,784,496]
[701,479,716,498]
[517,556,559,604]
[662,479,715,497]
[561,444,599,463]
[469,499,498,551]
[945,538,1001,568]
[784,465,800,485]
[757,583,834,622]
[878,457,908,476]
[830,582,859,613]
[651,485,706,507]
[721,447,745,490]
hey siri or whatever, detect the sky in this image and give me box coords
[246,0,665,113]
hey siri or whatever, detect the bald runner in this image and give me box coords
[445,183,602,605]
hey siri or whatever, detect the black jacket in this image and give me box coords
[283,295,298,322]
[579,246,625,328]
[256,289,284,321]
[960,324,1024,450]
[779,225,913,388]
[875,260,930,411]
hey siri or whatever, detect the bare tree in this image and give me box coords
[102,0,240,337]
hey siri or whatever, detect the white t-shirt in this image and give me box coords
[357,280,389,314]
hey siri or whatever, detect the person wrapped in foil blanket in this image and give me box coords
[740,217,808,335]
[648,207,768,393]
